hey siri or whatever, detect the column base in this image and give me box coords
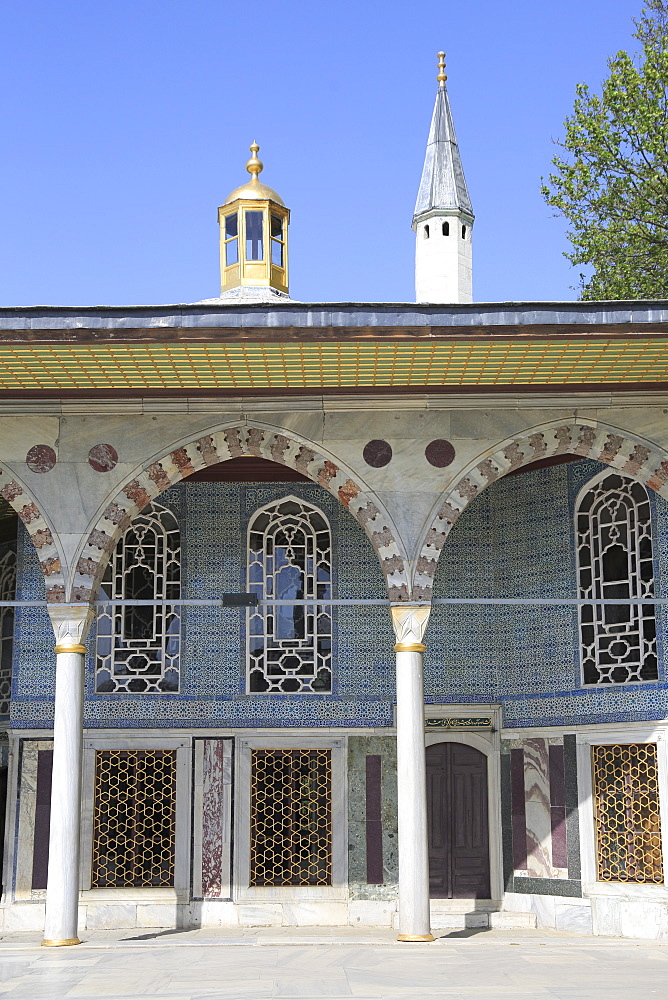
[397,933,435,942]
[41,938,81,947]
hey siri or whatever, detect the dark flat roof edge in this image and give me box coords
[2,300,668,334]
[4,324,668,344]
[2,381,668,401]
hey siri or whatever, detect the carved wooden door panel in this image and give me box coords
[426,741,490,899]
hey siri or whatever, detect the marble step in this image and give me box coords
[430,899,499,912]
[426,900,538,931]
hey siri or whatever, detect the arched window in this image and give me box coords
[247,497,332,694]
[461,224,467,239]
[96,502,181,693]
[576,472,657,685]
[442,221,450,236]
[423,224,430,239]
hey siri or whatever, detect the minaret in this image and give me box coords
[217,143,290,299]
[413,53,474,303]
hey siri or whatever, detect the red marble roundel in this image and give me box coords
[88,444,118,473]
[425,439,455,468]
[26,444,57,474]
[363,439,393,468]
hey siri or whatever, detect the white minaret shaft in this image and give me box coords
[413,53,473,303]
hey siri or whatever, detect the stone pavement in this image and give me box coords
[0,927,665,998]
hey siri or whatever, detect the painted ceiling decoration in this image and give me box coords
[0,336,664,390]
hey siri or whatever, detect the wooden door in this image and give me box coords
[427,741,490,899]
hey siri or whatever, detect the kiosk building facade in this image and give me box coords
[0,57,667,943]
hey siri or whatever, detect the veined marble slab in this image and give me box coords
[523,738,553,879]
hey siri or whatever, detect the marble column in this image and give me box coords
[42,605,94,948]
[391,604,433,942]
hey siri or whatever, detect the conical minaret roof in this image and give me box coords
[413,54,473,224]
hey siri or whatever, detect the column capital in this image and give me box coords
[390,604,430,650]
[47,605,95,650]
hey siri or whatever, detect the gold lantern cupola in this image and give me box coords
[218,143,290,298]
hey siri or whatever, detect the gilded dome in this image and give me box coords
[223,177,285,206]
[221,142,285,207]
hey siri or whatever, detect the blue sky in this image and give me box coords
[0,0,642,306]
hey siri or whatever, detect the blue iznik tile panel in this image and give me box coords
[428,459,668,727]
[13,529,54,715]
[0,538,17,721]
[10,482,394,728]
[10,462,668,729]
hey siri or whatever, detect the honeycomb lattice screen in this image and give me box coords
[592,743,664,884]
[250,749,332,886]
[92,750,177,888]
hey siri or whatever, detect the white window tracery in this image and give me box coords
[247,497,332,694]
[96,503,180,693]
[0,546,16,716]
[576,472,657,685]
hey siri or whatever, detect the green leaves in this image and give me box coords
[542,4,668,299]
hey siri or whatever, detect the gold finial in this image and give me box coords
[246,141,263,180]
[437,51,447,86]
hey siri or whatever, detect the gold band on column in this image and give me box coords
[42,937,81,947]
[54,644,87,655]
[394,642,426,653]
[397,933,435,942]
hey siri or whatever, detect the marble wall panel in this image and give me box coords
[201,740,224,897]
[549,743,567,870]
[523,738,553,879]
[554,902,593,934]
[509,738,571,885]
[14,739,52,899]
[324,409,451,442]
[510,748,527,873]
[0,417,59,462]
[194,738,232,899]
[365,755,383,885]
[31,748,52,890]
[347,736,398,901]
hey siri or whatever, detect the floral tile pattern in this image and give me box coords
[10,462,668,729]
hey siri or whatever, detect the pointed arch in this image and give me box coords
[414,420,668,601]
[73,424,408,603]
[0,466,65,603]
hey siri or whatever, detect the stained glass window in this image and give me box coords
[96,503,180,693]
[247,497,332,693]
[577,472,657,685]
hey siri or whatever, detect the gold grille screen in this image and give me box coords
[250,749,332,886]
[593,743,664,884]
[92,750,176,888]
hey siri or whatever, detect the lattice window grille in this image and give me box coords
[0,547,15,716]
[250,748,332,886]
[91,749,176,887]
[96,502,181,693]
[247,497,332,694]
[576,473,657,685]
[592,742,664,884]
